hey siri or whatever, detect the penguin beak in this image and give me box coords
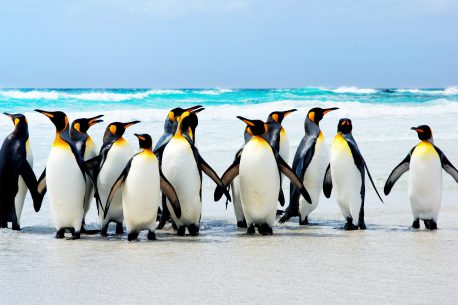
[323,107,339,115]
[123,121,140,129]
[184,105,203,112]
[236,116,255,127]
[34,109,54,118]
[190,107,205,114]
[282,109,297,117]
[88,114,104,127]
[134,133,146,141]
[411,127,423,133]
[3,112,13,120]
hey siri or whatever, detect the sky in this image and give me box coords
[0,0,457,88]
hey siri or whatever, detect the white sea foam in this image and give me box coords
[196,89,234,95]
[331,86,378,94]
[396,87,458,95]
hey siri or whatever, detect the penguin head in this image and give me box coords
[267,109,297,124]
[337,118,352,134]
[4,113,29,133]
[134,133,153,149]
[71,114,104,134]
[168,105,203,122]
[411,125,432,141]
[237,116,268,136]
[307,107,339,125]
[35,109,68,132]
[177,107,204,141]
[105,121,140,139]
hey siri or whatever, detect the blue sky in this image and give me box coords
[0,0,457,88]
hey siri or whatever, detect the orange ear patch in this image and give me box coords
[272,114,279,123]
[308,112,315,122]
[109,125,117,134]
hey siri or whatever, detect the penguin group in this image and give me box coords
[1,106,458,240]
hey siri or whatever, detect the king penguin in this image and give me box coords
[0,113,42,230]
[161,108,230,236]
[214,117,311,235]
[323,118,383,230]
[155,105,203,229]
[280,107,338,225]
[384,125,458,230]
[105,133,181,241]
[35,109,100,239]
[70,114,103,231]
[87,120,140,236]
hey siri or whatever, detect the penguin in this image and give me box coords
[35,109,101,239]
[214,117,312,235]
[280,107,338,225]
[155,105,202,229]
[161,108,230,236]
[384,125,458,230]
[70,114,103,231]
[0,113,42,230]
[229,110,296,228]
[323,118,383,230]
[105,133,181,241]
[86,120,140,236]
[266,109,297,162]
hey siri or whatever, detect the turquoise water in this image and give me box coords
[1,87,457,112]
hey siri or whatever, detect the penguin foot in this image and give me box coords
[100,227,108,237]
[0,221,7,228]
[343,219,356,231]
[412,219,420,229]
[147,231,157,240]
[116,223,124,235]
[70,229,81,240]
[276,209,285,216]
[171,221,178,231]
[358,221,367,230]
[177,226,186,236]
[187,224,200,236]
[299,216,309,226]
[11,223,21,231]
[55,229,65,239]
[127,232,139,241]
[278,211,292,224]
[156,220,166,230]
[258,224,273,236]
[246,225,255,235]
[236,220,247,228]
[424,220,437,230]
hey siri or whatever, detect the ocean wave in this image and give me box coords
[0,89,185,101]
[396,87,458,95]
[329,86,378,94]
[195,89,234,95]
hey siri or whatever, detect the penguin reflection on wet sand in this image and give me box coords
[215,117,311,235]
[384,125,458,230]
[161,108,230,236]
[280,107,338,225]
[35,110,101,239]
[323,118,383,230]
[0,113,42,230]
[86,120,140,236]
[70,115,104,232]
[155,105,203,229]
[105,134,181,241]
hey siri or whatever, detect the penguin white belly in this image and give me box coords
[408,143,442,221]
[98,142,133,224]
[82,138,98,217]
[279,130,290,162]
[162,137,201,227]
[239,138,280,227]
[330,138,362,222]
[231,177,245,222]
[47,147,85,230]
[299,135,328,219]
[122,154,160,233]
[15,142,33,224]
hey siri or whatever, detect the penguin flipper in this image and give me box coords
[278,188,285,207]
[214,157,240,202]
[37,168,47,196]
[160,172,181,219]
[198,154,232,202]
[384,151,411,195]
[278,157,312,204]
[19,161,42,212]
[434,146,458,184]
[364,163,384,203]
[323,164,332,198]
[104,164,130,219]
